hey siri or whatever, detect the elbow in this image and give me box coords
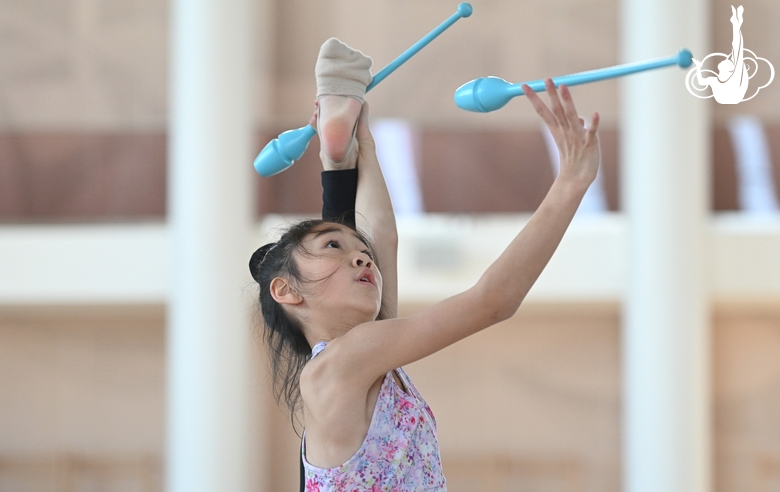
[491,302,520,324]
[472,281,520,325]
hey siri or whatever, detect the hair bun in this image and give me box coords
[249,242,276,283]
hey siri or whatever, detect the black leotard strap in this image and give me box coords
[300,438,305,491]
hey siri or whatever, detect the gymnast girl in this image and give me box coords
[249,39,601,491]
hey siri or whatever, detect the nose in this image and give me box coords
[352,253,373,269]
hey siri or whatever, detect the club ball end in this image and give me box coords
[677,49,693,68]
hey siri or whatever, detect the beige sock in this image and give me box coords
[315,38,373,102]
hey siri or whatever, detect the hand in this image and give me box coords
[692,57,703,67]
[522,79,600,189]
[355,102,378,168]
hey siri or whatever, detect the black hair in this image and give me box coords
[249,219,385,432]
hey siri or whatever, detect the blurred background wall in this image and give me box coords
[1,0,779,491]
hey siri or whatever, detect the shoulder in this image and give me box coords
[300,340,385,465]
[299,344,331,406]
[299,349,326,404]
[299,338,370,412]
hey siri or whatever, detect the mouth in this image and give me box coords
[356,269,376,287]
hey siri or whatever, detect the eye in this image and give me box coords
[363,249,374,260]
[326,239,341,249]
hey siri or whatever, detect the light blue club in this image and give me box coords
[455,48,693,113]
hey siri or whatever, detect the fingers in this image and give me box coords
[525,81,600,185]
[308,108,318,129]
[309,99,320,129]
[355,102,372,141]
[586,112,600,143]
[545,78,570,130]
[355,103,377,156]
[524,80,591,136]
[522,83,558,130]
[559,84,581,128]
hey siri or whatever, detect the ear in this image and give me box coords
[270,277,304,306]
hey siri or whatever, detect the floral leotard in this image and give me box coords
[302,341,447,491]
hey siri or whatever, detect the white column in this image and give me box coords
[620,0,711,491]
[167,0,254,491]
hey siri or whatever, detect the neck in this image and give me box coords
[300,306,374,349]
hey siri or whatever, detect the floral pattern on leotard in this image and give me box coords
[302,341,446,491]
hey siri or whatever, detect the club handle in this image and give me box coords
[508,49,693,96]
[367,3,472,91]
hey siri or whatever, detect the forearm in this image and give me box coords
[476,176,588,320]
[355,154,397,243]
[355,144,398,317]
[352,105,398,246]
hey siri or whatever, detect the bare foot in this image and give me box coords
[318,95,361,168]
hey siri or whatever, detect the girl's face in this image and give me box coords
[294,224,383,321]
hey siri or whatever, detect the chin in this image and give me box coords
[340,303,381,322]
[364,304,383,320]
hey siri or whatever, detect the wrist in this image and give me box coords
[553,174,592,202]
[553,172,592,197]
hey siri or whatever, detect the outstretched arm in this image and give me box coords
[353,104,399,319]
[327,79,600,386]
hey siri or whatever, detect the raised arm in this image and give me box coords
[353,104,399,319]
[326,79,600,386]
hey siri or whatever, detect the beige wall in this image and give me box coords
[2,303,779,491]
[713,304,780,492]
[0,0,168,132]
[2,0,779,132]
[0,306,165,491]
